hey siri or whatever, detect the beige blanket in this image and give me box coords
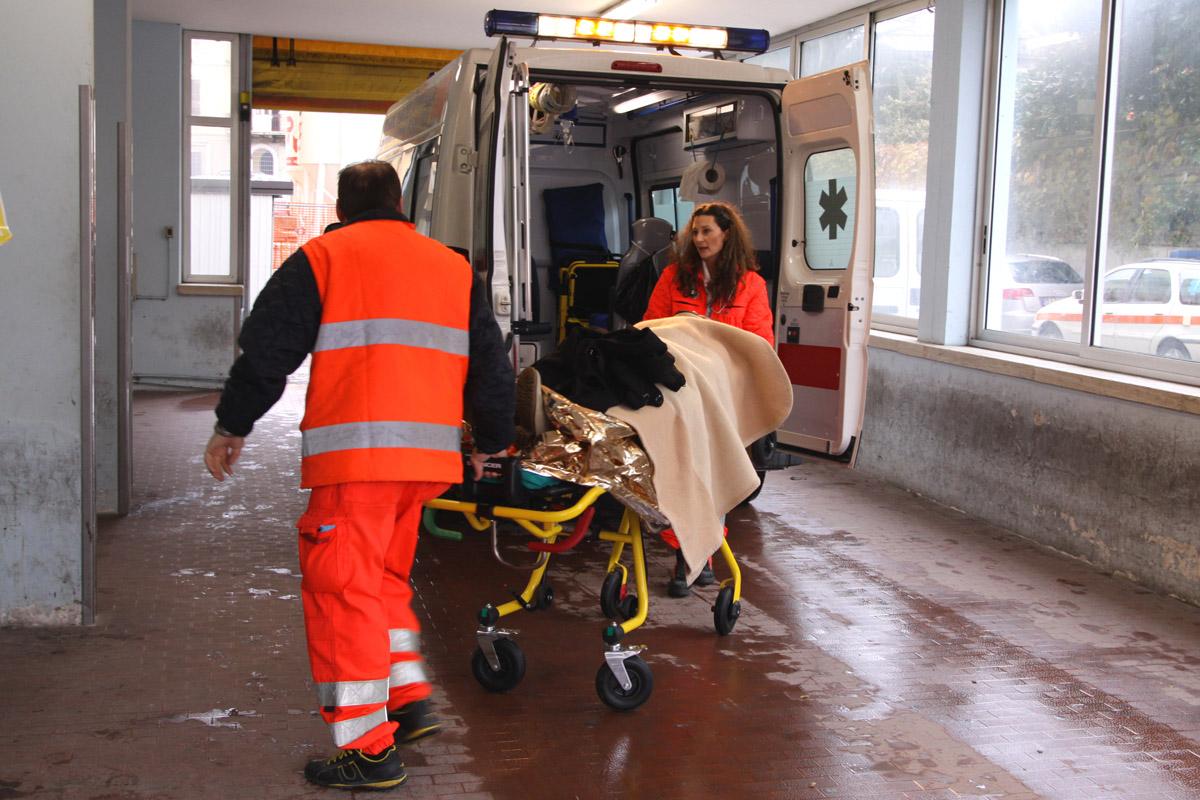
[607,315,793,582]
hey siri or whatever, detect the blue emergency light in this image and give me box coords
[484,9,770,54]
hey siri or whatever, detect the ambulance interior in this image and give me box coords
[510,79,781,355]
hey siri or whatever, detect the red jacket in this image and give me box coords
[643,264,775,346]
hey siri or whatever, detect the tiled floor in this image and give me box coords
[2,385,1199,799]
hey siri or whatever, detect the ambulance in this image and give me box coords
[378,9,875,457]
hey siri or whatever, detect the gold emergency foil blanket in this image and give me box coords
[519,388,669,529]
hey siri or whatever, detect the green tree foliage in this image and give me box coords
[1009,0,1199,253]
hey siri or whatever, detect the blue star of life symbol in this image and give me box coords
[819,179,849,240]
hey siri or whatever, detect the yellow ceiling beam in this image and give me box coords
[251,36,459,114]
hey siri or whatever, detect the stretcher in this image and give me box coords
[423,456,743,710]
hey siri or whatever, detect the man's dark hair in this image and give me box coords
[336,160,403,219]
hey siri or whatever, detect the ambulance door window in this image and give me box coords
[408,139,439,235]
[803,148,857,270]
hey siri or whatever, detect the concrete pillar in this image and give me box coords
[0,1,96,624]
[917,0,988,346]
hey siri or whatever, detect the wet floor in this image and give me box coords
[2,385,1199,799]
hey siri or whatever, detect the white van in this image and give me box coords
[871,188,925,319]
[378,9,876,457]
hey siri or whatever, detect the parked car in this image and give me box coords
[1033,258,1200,360]
[996,254,1084,333]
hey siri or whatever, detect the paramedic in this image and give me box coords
[643,200,774,345]
[202,160,514,791]
[643,200,774,596]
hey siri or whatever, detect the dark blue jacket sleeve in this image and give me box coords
[215,250,320,436]
[466,275,516,453]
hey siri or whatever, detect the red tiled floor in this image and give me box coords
[1,384,1199,799]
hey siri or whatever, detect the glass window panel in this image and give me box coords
[189,125,231,278]
[872,8,935,320]
[804,148,856,270]
[743,46,792,74]
[1131,268,1171,303]
[1101,267,1138,302]
[674,194,694,232]
[799,26,864,77]
[190,38,232,118]
[987,0,1102,339]
[650,186,692,232]
[413,156,437,235]
[1097,0,1200,360]
[874,207,900,278]
[1180,272,1200,305]
[650,188,675,228]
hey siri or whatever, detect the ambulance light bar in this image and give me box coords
[484,9,770,54]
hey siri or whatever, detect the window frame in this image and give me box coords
[182,30,242,286]
[974,0,1200,386]
[796,16,870,79]
[866,0,937,332]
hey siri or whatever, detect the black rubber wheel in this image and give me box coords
[738,470,768,506]
[1037,322,1064,339]
[595,655,654,710]
[600,571,630,620]
[713,585,741,636]
[471,638,526,692]
[1157,340,1191,360]
[618,594,638,620]
[531,580,554,610]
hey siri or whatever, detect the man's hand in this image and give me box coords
[204,431,245,481]
[468,448,509,481]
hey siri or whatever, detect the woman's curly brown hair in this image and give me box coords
[674,201,759,310]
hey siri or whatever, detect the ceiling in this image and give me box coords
[129,0,864,51]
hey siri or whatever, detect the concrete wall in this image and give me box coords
[95,0,132,514]
[857,348,1200,604]
[131,20,236,389]
[0,1,95,624]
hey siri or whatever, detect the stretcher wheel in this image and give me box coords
[599,572,634,620]
[471,639,526,692]
[713,585,741,636]
[738,470,768,506]
[531,580,554,610]
[595,655,653,711]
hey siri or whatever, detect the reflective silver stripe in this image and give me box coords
[389,659,429,687]
[328,707,389,748]
[389,628,420,654]
[314,678,389,708]
[314,318,468,356]
[302,421,460,458]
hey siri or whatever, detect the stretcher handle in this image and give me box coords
[426,486,606,525]
[526,507,594,553]
[421,507,463,541]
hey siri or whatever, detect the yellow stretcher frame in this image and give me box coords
[424,488,742,638]
[557,259,620,343]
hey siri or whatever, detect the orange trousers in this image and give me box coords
[297,480,449,753]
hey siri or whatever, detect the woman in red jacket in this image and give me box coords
[642,200,774,596]
[643,200,774,346]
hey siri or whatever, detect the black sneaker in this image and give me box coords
[667,551,690,598]
[388,699,442,743]
[304,745,407,790]
[695,559,716,587]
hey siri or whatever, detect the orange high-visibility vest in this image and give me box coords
[299,219,472,488]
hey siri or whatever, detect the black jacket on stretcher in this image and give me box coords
[215,208,516,455]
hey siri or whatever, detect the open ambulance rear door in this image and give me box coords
[472,38,539,359]
[775,62,875,457]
